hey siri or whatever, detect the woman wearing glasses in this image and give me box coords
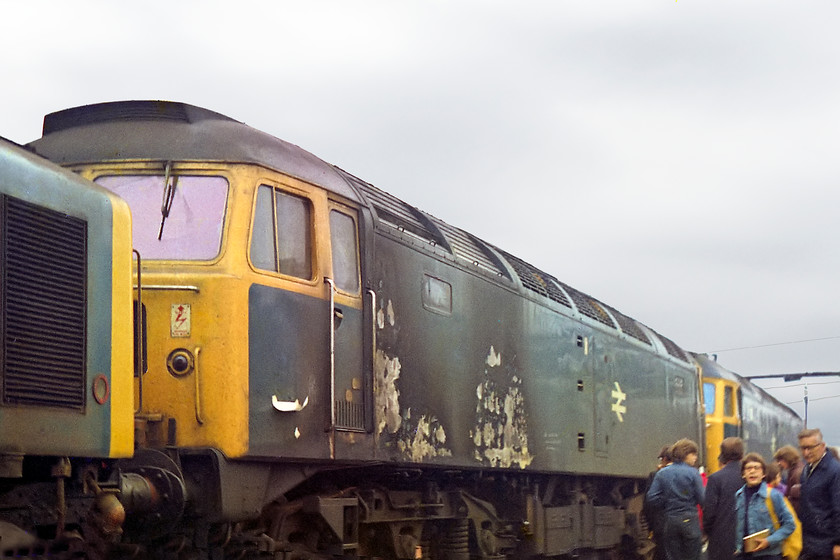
[735,453,797,559]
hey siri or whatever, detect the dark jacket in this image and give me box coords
[800,453,840,557]
[704,461,743,560]
[786,458,805,515]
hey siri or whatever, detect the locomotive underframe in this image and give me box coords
[0,447,648,560]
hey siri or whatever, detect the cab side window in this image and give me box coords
[703,382,716,415]
[724,385,735,417]
[329,209,360,293]
[251,185,312,279]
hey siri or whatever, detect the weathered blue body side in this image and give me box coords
[0,137,133,461]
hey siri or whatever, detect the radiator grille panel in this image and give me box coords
[336,400,365,430]
[1,195,87,409]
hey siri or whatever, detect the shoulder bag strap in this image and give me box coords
[766,492,780,529]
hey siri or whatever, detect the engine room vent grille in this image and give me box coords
[433,221,510,280]
[602,304,651,346]
[495,249,572,308]
[342,175,448,248]
[0,195,87,410]
[653,332,689,363]
[556,282,616,328]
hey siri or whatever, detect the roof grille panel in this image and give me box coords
[652,332,689,362]
[433,221,509,279]
[495,249,571,308]
[557,282,616,328]
[340,174,447,247]
[602,304,652,345]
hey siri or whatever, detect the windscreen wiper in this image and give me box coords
[158,161,178,240]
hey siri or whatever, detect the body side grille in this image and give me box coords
[1,195,87,410]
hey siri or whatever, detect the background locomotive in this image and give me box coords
[0,101,802,559]
[696,353,802,473]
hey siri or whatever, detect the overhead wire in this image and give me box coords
[709,335,840,353]
[760,380,840,390]
[785,394,840,405]
[708,335,840,416]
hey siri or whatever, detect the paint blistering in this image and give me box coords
[386,300,395,326]
[471,346,533,469]
[397,410,452,462]
[374,296,452,461]
[376,298,397,330]
[486,345,501,367]
[374,349,402,437]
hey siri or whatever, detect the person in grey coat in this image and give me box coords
[704,437,744,560]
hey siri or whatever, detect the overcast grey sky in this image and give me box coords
[3,1,839,443]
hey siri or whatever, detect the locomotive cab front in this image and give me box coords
[79,160,371,462]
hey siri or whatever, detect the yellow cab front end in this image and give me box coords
[702,374,741,474]
[73,161,293,458]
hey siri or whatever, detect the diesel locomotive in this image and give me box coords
[696,353,802,473]
[0,101,802,559]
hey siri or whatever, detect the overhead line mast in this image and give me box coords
[745,372,840,428]
[745,372,840,382]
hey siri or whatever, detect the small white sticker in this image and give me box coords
[171,304,191,338]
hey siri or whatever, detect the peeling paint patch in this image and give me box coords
[386,299,395,326]
[486,346,501,367]
[397,414,453,462]
[377,307,385,330]
[374,349,402,438]
[373,294,453,463]
[376,299,397,330]
[471,346,533,469]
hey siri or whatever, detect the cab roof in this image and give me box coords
[27,100,361,202]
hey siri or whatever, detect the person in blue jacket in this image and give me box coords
[735,452,796,558]
[646,438,705,560]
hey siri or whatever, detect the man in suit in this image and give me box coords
[704,437,744,560]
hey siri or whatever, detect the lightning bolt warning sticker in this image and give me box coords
[171,303,191,338]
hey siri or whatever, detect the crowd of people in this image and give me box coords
[644,428,840,560]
